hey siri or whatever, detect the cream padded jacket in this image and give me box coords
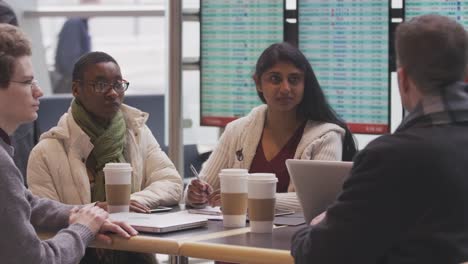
[27,104,183,208]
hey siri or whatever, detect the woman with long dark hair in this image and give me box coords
[187,42,356,211]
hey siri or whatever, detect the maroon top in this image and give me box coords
[0,127,11,145]
[249,122,306,193]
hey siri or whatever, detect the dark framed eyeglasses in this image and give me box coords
[78,79,130,94]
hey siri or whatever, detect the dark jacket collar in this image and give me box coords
[0,127,11,145]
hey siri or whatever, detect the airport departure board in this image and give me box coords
[405,0,468,28]
[200,0,284,127]
[299,0,390,134]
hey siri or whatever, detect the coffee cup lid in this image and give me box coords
[219,173,248,179]
[219,168,248,175]
[219,169,248,178]
[248,173,278,182]
[103,163,132,171]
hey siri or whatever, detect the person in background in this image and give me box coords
[53,0,98,93]
[292,14,468,263]
[0,23,137,264]
[186,42,357,212]
[27,51,183,264]
[0,0,17,25]
[0,0,36,182]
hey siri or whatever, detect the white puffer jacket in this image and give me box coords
[27,104,183,208]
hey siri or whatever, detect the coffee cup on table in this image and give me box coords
[219,168,248,227]
[103,163,132,213]
[248,173,278,233]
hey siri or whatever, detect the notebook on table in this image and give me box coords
[188,206,295,222]
[109,210,208,234]
[286,159,353,224]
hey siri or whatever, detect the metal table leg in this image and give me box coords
[169,255,189,264]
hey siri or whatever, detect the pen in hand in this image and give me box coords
[189,165,220,207]
[190,164,201,180]
[190,164,211,196]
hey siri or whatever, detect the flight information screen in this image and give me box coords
[299,0,390,134]
[200,0,284,127]
[405,0,468,28]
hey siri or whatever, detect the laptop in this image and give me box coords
[286,159,353,224]
[109,210,208,234]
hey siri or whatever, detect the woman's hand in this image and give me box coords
[207,189,221,207]
[310,212,326,226]
[187,179,213,205]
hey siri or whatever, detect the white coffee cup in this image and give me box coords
[219,168,248,227]
[248,173,278,233]
[103,163,132,213]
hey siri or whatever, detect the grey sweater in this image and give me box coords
[0,139,95,264]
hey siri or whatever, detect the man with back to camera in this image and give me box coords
[292,14,468,263]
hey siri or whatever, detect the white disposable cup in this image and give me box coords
[248,173,278,233]
[219,169,248,227]
[103,163,132,213]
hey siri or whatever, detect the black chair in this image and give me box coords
[35,94,73,138]
[123,94,165,145]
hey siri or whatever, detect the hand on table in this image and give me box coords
[69,204,108,234]
[95,220,138,245]
[129,200,151,213]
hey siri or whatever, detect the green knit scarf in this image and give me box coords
[71,99,128,202]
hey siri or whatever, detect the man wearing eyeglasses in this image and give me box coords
[0,0,38,184]
[27,51,182,264]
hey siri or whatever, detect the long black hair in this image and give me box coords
[254,42,357,161]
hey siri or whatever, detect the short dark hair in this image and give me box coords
[253,42,357,161]
[72,51,118,81]
[395,14,468,93]
[0,24,31,88]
